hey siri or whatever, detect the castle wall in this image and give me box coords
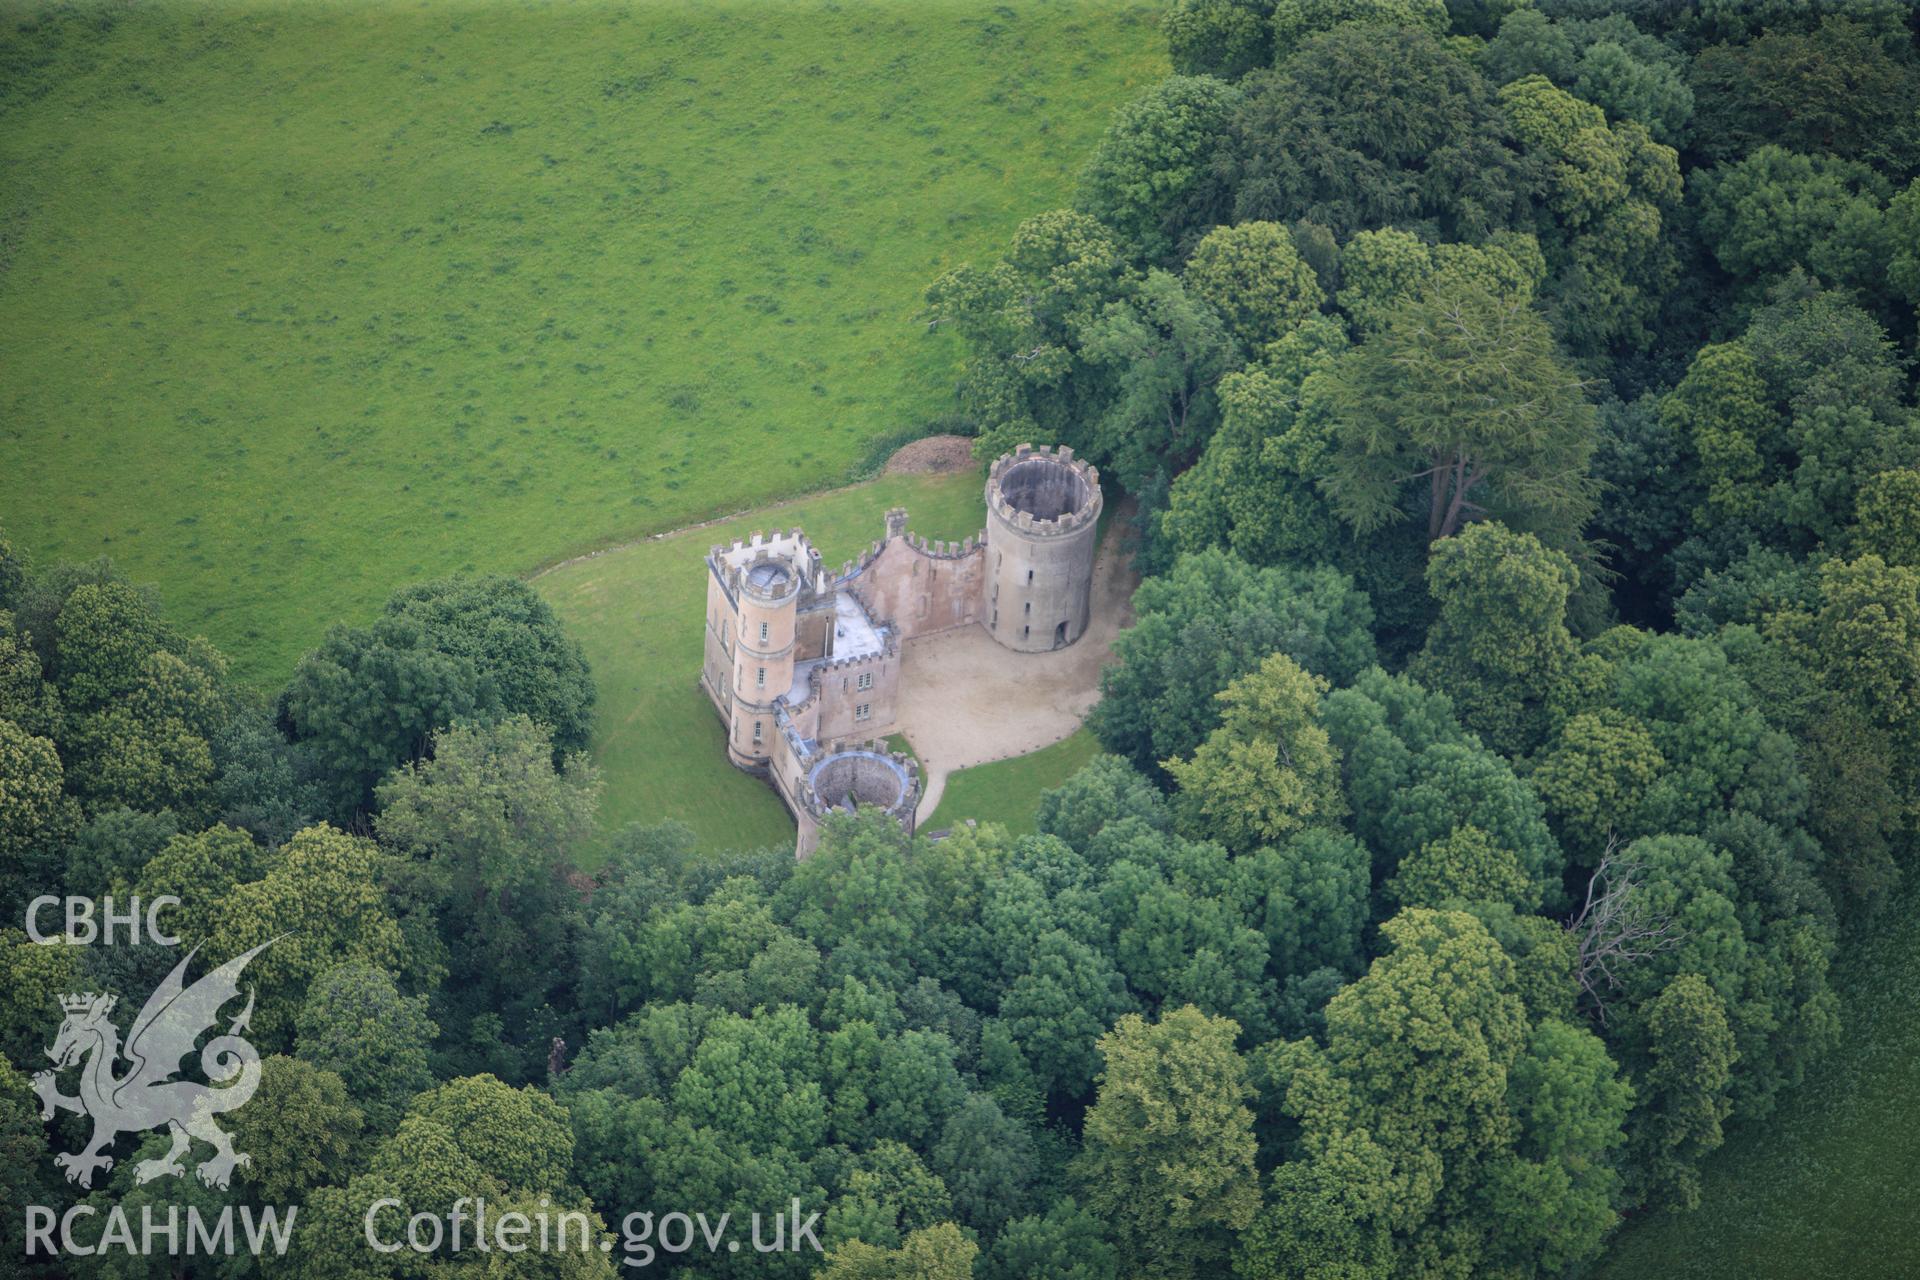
[812,645,900,741]
[768,710,812,817]
[795,806,824,860]
[849,533,987,643]
[701,570,736,720]
[795,602,834,663]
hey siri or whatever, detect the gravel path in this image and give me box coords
[897,511,1136,825]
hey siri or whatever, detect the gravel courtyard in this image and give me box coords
[894,509,1137,824]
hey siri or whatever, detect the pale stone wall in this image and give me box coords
[794,601,834,662]
[848,532,987,643]
[983,445,1102,653]
[811,646,901,741]
[768,711,812,821]
[701,569,735,721]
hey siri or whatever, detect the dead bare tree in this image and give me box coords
[1567,836,1687,1023]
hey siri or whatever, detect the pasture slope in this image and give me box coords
[1594,892,1920,1280]
[0,0,1164,685]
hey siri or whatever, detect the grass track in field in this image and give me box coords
[535,468,986,857]
[0,0,1163,686]
[1594,893,1920,1280]
[924,725,1098,837]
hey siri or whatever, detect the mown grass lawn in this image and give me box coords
[1594,892,1920,1280]
[0,0,1163,686]
[926,726,1099,836]
[535,468,987,857]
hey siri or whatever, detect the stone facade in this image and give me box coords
[700,444,1101,855]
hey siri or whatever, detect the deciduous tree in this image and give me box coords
[1165,652,1345,849]
[983,1198,1116,1280]
[1164,0,1272,80]
[1076,76,1243,262]
[296,962,439,1134]
[207,823,415,1045]
[1074,1006,1259,1280]
[819,1222,978,1280]
[1316,278,1597,546]
[228,1055,364,1203]
[1094,548,1374,777]
[1409,521,1581,755]
[1183,220,1325,347]
[282,575,594,816]
[1227,24,1538,240]
[1077,269,1242,490]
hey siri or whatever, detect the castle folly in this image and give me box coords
[701,444,1102,855]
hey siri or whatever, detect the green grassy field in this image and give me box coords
[926,726,1099,836]
[535,468,987,856]
[0,0,1163,687]
[1594,896,1920,1280]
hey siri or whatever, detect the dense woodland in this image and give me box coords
[6,0,1920,1276]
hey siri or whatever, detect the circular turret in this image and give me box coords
[984,444,1102,652]
[730,550,803,766]
[795,744,921,857]
[740,554,801,605]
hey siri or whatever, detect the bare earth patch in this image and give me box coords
[884,434,978,475]
[895,508,1137,824]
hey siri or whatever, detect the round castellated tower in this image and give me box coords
[985,443,1102,653]
[728,550,802,767]
[795,742,921,858]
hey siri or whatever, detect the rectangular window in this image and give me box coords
[1024,601,1031,615]
[753,720,763,742]
[759,621,769,643]
[857,672,873,691]
[1022,625,1030,638]
[756,666,766,689]
[855,703,871,721]
[1027,568,1034,583]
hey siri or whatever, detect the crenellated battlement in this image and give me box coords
[708,527,824,603]
[804,636,893,695]
[835,538,888,583]
[798,740,920,822]
[900,529,988,560]
[986,443,1102,534]
[834,519,988,583]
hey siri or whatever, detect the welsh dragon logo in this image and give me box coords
[30,941,274,1191]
